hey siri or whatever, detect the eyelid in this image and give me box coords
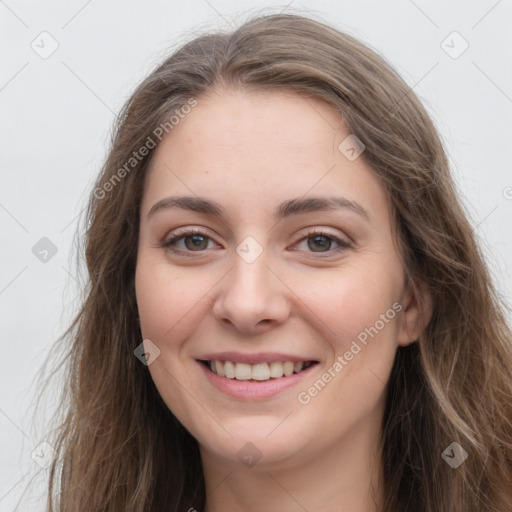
[289,227,352,257]
[294,226,352,244]
[162,226,212,243]
[161,227,219,251]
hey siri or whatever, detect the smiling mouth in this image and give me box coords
[199,360,318,382]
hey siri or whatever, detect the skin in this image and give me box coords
[135,88,431,512]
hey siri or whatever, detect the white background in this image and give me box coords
[1,0,511,509]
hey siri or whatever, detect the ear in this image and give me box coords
[397,279,433,347]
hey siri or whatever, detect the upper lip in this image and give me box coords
[196,351,318,365]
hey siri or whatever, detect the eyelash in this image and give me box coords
[161,228,352,258]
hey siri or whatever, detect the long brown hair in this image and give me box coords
[42,12,512,511]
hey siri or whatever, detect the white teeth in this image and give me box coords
[208,360,311,381]
[283,361,294,376]
[224,361,236,379]
[252,363,270,381]
[269,361,284,378]
[214,360,225,377]
[235,363,252,380]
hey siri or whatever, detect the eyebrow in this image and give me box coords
[147,195,371,222]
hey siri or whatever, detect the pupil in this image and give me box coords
[308,236,330,252]
[186,235,207,250]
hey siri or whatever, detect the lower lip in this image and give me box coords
[198,361,316,399]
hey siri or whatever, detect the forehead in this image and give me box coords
[160,88,343,162]
[142,88,390,227]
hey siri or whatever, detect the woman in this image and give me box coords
[44,12,512,512]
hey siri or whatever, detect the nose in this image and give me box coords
[212,249,291,334]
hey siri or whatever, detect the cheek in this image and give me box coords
[295,272,400,433]
[299,263,403,406]
[309,262,402,351]
[135,259,208,346]
[134,259,213,427]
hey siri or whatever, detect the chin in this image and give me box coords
[190,412,328,469]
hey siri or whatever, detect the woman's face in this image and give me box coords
[135,88,424,470]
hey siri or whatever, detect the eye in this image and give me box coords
[161,229,218,254]
[292,229,352,256]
